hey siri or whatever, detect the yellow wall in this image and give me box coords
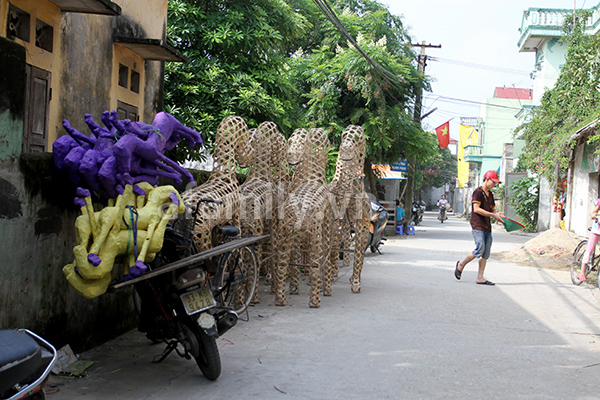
[112,45,145,117]
[4,0,63,147]
[2,0,168,149]
[121,0,167,38]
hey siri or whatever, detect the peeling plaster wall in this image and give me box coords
[0,155,136,351]
[0,0,171,351]
[0,37,25,159]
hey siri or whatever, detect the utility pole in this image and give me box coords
[405,41,441,221]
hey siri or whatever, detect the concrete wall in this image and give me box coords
[0,0,170,351]
[567,144,599,237]
[482,97,532,158]
[533,38,567,105]
[379,179,400,202]
[538,177,553,231]
[0,154,136,351]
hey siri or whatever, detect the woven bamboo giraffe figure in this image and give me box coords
[267,127,290,285]
[328,125,370,294]
[239,121,288,298]
[269,127,309,295]
[181,116,253,250]
[274,127,334,308]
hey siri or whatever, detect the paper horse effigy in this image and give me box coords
[62,183,186,298]
[55,111,201,298]
[53,111,202,199]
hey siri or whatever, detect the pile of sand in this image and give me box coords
[494,228,583,271]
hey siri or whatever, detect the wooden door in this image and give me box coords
[117,101,139,122]
[23,65,51,153]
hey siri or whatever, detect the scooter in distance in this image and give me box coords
[411,201,424,225]
[438,204,449,223]
[0,329,57,400]
[367,200,388,254]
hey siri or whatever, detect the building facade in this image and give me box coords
[0,0,184,350]
[517,3,600,233]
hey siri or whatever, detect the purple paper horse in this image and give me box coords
[53,111,202,199]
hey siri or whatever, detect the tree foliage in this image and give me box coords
[164,0,312,160]
[291,1,433,164]
[419,146,457,190]
[508,177,539,232]
[164,0,433,184]
[517,10,600,184]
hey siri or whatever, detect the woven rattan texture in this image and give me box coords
[274,128,333,308]
[239,122,288,301]
[329,125,370,293]
[181,116,252,250]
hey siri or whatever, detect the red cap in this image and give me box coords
[484,170,501,183]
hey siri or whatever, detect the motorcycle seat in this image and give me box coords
[219,225,239,237]
[0,330,43,394]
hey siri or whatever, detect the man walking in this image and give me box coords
[454,170,504,285]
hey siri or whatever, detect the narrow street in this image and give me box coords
[49,212,600,399]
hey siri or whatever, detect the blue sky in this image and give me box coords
[382,0,587,139]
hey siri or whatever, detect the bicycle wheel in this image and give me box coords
[215,245,259,314]
[571,240,591,285]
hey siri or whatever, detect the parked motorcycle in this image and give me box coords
[132,200,243,381]
[411,200,425,225]
[0,329,57,400]
[367,200,388,254]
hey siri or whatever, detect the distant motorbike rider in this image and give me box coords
[437,195,449,222]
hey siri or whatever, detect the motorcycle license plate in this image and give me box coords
[180,288,216,315]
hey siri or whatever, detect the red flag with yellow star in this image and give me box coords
[435,121,450,149]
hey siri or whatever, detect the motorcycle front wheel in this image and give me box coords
[186,323,221,380]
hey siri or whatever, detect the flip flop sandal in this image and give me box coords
[454,261,462,280]
[476,280,495,286]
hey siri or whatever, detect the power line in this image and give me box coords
[312,0,406,87]
[423,94,523,110]
[428,56,531,76]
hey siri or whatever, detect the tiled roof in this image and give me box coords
[494,87,533,100]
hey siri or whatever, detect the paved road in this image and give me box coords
[48,212,600,399]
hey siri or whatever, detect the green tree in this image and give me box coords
[290,0,434,195]
[508,176,539,232]
[164,0,434,193]
[419,146,457,192]
[517,10,600,184]
[164,0,312,160]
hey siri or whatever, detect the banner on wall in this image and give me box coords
[457,125,479,188]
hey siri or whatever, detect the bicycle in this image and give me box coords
[130,198,262,318]
[570,238,600,286]
[174,198,261,315]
